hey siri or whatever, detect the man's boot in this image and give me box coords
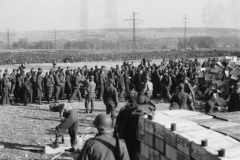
[52,137,61,148]
[85,108,89,114]
[39,98,43,105]
[48,97,51,104]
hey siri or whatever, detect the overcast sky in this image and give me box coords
[0,0,239,31]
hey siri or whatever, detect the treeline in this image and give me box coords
[13,38,55,49]
[177,36,216,49]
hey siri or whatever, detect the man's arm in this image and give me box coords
[59,103,67,118]
[187,94,195,111]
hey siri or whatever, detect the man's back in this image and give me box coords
[104,85,118,106]
[77,133,130,160]
[170,91,189,110]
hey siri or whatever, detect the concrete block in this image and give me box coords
[149,147,160,160]
[45,144,65,154]
[145,118,154,134]
[154,136,165,154]
[165,143,177,160]
[176,150,190,160]
[145,131,154,148]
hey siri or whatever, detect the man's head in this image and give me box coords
[177,83,184,91]
[93,114,112,132]
[89,75,94,81]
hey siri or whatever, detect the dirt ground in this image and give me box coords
[0,97,169,160]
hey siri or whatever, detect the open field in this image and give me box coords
[0,98,169,160]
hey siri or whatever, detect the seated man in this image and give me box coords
[170,83,195,111]
[77,114,130,160]
[49,103,78,152]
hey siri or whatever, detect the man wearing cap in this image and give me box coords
[77,114,130,160]
[142,76,153,99]
[2,73,11,105]
[124,66,130,92]
[103,79,119,127]
[170,83,195,111]
[85,75,96,113]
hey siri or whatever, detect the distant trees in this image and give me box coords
[13,39,55,49]
[177,36,215,49]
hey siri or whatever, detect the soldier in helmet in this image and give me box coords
[85,75,96,113]
[49,103,78,152]
[77,114,130,160]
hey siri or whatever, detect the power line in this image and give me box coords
[124,12,143,53]
[183,13,188,49]
[0,29,16,49]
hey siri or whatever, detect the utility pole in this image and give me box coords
[54,29,57,49]
[124,12,143,53]
[0,29,16,49]
[183,13,188,50]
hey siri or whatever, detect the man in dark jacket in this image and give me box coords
[59,69,65,99]
[65,70,73,99]
[36,69,44,105]
[170,83,195,111]
[160,70,172,100]
[2,73,11,105]
[103,79,119,127]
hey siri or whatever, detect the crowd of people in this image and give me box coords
[0,49,236,65]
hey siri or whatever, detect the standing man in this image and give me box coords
[36,69,44,105]
[49,103,79,152]
[69,71,83,103]
[45,71,54,104]
[2,73,11,105]
[54,71,61,103]
[160,70,172,100]
[23,73,33,106]
[65,70,73,99]
[85,75,96,114]
[77,114,130,160]
[228,84,240,112]
[103,79,119,127]
[59,69,65,100]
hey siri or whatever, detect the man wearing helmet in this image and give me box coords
[77,114,130,160]
[49,103,78,152]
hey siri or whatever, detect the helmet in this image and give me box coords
[93,114,112,131]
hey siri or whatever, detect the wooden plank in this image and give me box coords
[213,125,240,135]
[141,142,150,159]
[181,114,213,121]
[145,118,154,134]
[160,155,170,160]
[45,144,65,155]
[192,119,239,129]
